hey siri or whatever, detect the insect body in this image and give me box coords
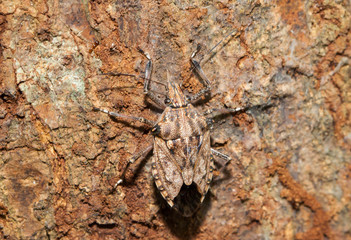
[96,48,234,216]
[150,80,214,216]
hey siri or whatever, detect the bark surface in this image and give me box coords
[0,0,350,239]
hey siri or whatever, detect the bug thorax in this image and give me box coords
[150,105,208,140]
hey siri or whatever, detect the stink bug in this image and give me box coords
[95,38,244,216]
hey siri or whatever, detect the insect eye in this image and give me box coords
[164,97,171,105]
[151,125,161,135]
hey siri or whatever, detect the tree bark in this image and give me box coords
[0,0,350,239]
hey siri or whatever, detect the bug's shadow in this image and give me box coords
[118,140,233,240]
[119,154,213,240]
[153,161,233,239]
[154,184,213,239]
[151,157,233,239]
[212,165,232,186]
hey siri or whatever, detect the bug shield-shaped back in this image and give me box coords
[151,73,213,216]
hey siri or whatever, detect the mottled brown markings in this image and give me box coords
[187,117,197,136]
[157,106,207,141]
[183,145,189,157]
[196,135,202,151]
[171,139,177,148]
[151,106,215,215]
[162,125,171,138]
[164,78,227,214]
[189,110,195,119]
[169,114,175,122]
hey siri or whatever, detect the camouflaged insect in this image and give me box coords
[96,47,235,217]
[149,78,215,216]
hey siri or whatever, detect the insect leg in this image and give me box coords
[115,144,154,186]
[203,107,245,117]
[138,48,167,109]
[211,149,232,180]
[94,107,155,127]
[188,31,240,104]
[203,99,274,118]
[211,148,231,161]
[188,51,212,103]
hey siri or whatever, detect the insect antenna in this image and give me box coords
[99,70,167,96]
[203,100,275,119]
[101,71,167,87]
[200,29,238,64]
[183,29,239,86]
[193,29,239,64]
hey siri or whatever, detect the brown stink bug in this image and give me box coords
[95,38,244,216]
